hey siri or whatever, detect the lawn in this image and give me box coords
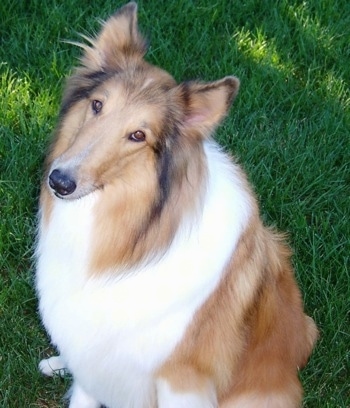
[0,0,349,406]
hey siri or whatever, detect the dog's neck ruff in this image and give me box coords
[35,141,253,407]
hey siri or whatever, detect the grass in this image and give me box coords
[0,0,349,406]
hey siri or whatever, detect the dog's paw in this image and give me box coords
[39,355,67,377]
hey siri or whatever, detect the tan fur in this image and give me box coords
[43,58,238,272]
[89,77,241,271]
[43,74,212,271]
[89,102,208,271]
[39,3,317,406]
[157,211,318,406]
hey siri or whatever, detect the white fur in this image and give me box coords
[156,378,217,408]
[69,383,100,408]
[39,355,66,377]
[36,141,252,408]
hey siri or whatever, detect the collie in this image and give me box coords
[36,2,318,407]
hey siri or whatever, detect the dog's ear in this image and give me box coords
[179,76,240,137]
[80,2,147,71]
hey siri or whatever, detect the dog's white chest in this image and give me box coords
[35,145,252,407]
[36,198,217,406]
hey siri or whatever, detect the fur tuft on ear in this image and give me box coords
[79,2,147,72]
[180,76,240,137]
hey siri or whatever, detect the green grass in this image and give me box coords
[0,0,349,406]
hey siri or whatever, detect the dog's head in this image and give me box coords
[45,2,240,201]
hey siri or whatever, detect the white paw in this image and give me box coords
[69,383,100,408]
[39,355,67,377]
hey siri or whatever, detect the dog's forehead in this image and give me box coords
[127,65,176,95]
[97,66,176,105]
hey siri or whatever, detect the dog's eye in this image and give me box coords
[92,100,103,114]
[129,130,146,142]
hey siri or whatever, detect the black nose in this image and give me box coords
[49,169,76,196]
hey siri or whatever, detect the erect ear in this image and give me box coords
[79,2,147,72]
[180,76,240,137]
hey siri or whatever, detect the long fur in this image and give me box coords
[36,3,318,408]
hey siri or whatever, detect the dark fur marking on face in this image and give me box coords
[60,71,113,117]
[152,109,182,219]
[153,140,173,216]
[128,120,180,263]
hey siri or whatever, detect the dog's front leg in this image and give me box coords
[68,382,100,408]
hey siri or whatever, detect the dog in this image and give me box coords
[35,2,318,407]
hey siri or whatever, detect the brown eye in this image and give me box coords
[129,130,146,142]
[92,99,103,114]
